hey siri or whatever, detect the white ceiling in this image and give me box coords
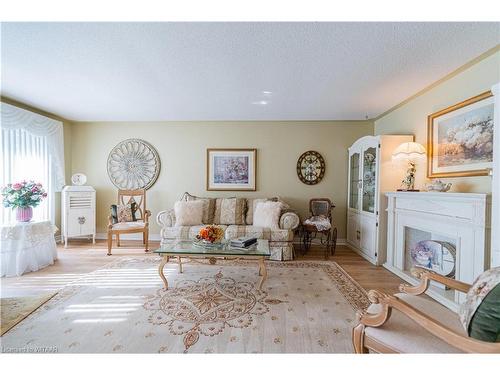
[1,22,499,121]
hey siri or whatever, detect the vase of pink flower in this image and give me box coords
[1,181,48,222]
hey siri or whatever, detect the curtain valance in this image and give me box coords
[1,102,65,190]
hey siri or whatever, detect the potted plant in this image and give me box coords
[1,180,47,222]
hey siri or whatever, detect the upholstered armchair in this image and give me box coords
[107,189,151,255]
[353,267,500,353]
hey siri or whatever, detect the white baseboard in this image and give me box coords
[293,238,346,246]
[95,232,162,241]
[95,233,345,245]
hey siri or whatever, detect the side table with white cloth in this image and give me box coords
[1,221,58,277]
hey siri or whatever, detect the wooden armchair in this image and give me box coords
[353,267,500,353]
[107,189,151,255]
[301,198,337,258]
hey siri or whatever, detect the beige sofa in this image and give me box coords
[156,192,300,260]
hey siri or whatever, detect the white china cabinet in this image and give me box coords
[347,135,413,265]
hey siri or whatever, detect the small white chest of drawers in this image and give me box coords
[62,185,96,247]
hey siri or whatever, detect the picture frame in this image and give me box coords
[206,148,257,191]
[427,91,494,178]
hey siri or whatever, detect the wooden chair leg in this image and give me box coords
[143,232,146,245]
[107,231,113,256]
[331,227,337,256]
[352,324,369,353]
[325,230,331,259]
[117,234,120,247]
[144,230,149,252]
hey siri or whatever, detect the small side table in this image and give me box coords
[1,221,58,277]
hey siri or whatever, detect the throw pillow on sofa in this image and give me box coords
[246,197,290,224]
[253,201,283,229]
[246,198,269,225]
[183,192,216,224]
[174,200,205,227]
[213,198,246,225]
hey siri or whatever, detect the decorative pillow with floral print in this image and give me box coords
[111,203,138,223]
[458,267,500,336]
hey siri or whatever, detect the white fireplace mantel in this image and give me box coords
[384,191,490,312]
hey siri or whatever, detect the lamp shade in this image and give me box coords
[392,142,426,162]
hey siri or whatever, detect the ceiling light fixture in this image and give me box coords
[252,100,268,105]
[262,91,273,97]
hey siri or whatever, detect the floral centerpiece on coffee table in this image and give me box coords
[1,180,47,222]
[196,225,224,244]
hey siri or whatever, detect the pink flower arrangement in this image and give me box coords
[2,180,47,208]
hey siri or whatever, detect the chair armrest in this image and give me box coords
[399,266,472,295]
[157,209,175,227]
[279,211,300,230]
[144,210,151,224]
[107,214,114,229]
[359,290,500,353]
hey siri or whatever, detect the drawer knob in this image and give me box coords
[78,216,86,224]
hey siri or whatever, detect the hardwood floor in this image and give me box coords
[296,244,406,295]
[0,240,406,298]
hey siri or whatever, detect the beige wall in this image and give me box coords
[70,121,373,238]
[374,50,500,193]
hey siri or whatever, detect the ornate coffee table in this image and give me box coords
[154,239,270,290]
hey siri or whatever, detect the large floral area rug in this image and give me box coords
[1,257,369,353]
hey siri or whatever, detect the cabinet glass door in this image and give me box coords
[349,153,360,210]
[362,147,377,213]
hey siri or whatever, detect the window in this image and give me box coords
[0,103,65,224]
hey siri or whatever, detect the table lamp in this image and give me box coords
[392,141,426,191]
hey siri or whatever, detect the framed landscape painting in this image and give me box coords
[427,91,494,178]
[206,148,257,191]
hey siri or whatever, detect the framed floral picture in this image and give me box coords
[427,91,494,178]
[206,148,257,191]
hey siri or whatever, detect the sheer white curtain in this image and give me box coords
[0,103,65,224]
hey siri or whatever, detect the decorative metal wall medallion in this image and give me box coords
[107,139,161,190]
[297,150,326,185]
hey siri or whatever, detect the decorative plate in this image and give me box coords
[296,150,326,185]
[107,139,161,190]
[410,240,456,277]
[71,173,87,186]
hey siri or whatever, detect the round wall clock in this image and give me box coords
[296,150,326,185]
[107,139,161,190]
[71,173,87,186]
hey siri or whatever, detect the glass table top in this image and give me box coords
[154,239,270,257]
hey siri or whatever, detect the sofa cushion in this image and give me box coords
[163,225,228,240]
[183,193,216,224]
[459,267,500,342]
[224,225,293,242]
[174,201,204,227]
[468,284,500,342]
[253,201,283,229]
[225,225,271,240]
[213,198,246,225]
[364,293,465,353]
